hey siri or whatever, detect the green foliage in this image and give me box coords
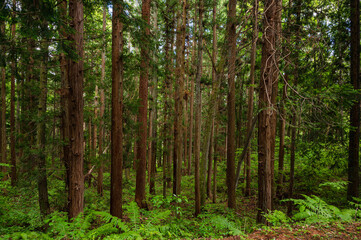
[319,180,348,191]
[263,210,291,227]
[286,195,356,224]
[0,181,43,235]
[150,194,188,216]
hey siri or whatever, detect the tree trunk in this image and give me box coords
[245,0,258,197]
[97,5,106,196]
[277,84,286,199]
[212,121,218,203]
[1,22,6,176]
[347,0,360,201]
[287,0,300,215]
[226,0,237,209]
[68,0,85,219]
[257,0,280,224]
[135,0,150,209]
[173,0,186,195]
[59,0,70,199]
[91,89,98,187]
[270,0,282,209]
[194,0,203,216]
[188,4,198,177]
[110,0,124,218]
[37,35,50,217]
[162,0,174,196]
[10,0,17,186]
[207,121,214,198]
[149,7,158,194]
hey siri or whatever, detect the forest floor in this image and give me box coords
[245,222,361,239]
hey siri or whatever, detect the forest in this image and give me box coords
[1,0,361,239]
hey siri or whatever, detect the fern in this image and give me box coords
[287,194,355,224]
[263,210,291,227]
[87,223,118,239]
[91,211,129,232]
[319,180,348,191]
[124,202,140,230]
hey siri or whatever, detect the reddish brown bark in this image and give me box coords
[277,84,287,199]
[245,0,258,197]
[97,6,106,196]
[194,0,203,216]
[1,22,6,176]
[212,121,218,203]
[10,0,17,186]
[287,0,300,215]
[135,0,150,209]
[257,0,281,224]
[226,0,237,209]
[110,0,124,218]
[37,34,50,217]
[68,0,85,220]
[60,0,70,196]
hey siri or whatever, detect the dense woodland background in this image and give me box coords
[1,0,361,239]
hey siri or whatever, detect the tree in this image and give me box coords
[10,0,17,186]
[110,0,124,218]
[226,0,237,209]
[173,0,186,196]
[194,0,203,216]
[162,0,175,197]
[347,0,360,201]
[37,17,50,217]
[97,5,107,196]
[0,19,6,176]
[245,0,258,197]
[287,0,300,215]
[59,0,70,196]
[67,0,85,219]
[257,0,281,224]
[135,0,150,209]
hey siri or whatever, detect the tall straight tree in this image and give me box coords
[135,0,150,209]
[67,0,85,219]
[10,0,17,185]
[188,2,198,176]
[208,0,218,199]
[287,0,300,215]
[110,0,124,218]
[37,18,50,217]
[245,0,258,197]
[97,5,107,196]
[257,0,280,224]
[149,5,158,195]
[1,21,6,175]
[226,0,237,209]
[194,0,203,216]
[59,0,70,194]
[347,0,360,200]
[162,0,174,196]
[173,0,187,195]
